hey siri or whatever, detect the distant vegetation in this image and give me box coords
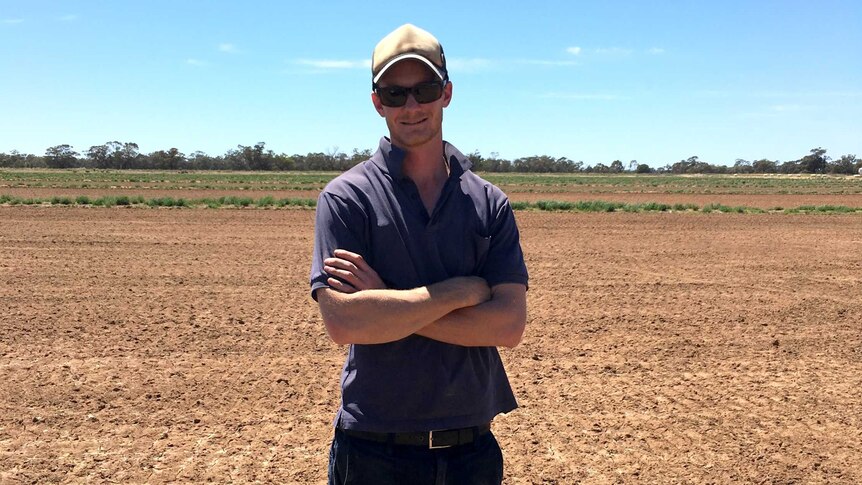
[3,171,861,195]
[1,142,860,175]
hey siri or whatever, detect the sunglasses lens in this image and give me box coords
[376,82,444,107]
[379,87,408,107]
[413,83,443,103]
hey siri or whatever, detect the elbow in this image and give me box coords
[500,316,526,349]
[321,312,356,346]
[317,288,380,345]
[501,329,524,349]
[317,292,357,345]
[323,320,349,345]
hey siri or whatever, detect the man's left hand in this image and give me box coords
[324,249,387,293]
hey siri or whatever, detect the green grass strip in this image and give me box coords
[2,194,862,214]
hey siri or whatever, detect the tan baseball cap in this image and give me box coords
[372,24,448,85]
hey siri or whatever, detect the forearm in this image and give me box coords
[317,276,489,345]
[415,283,527,348]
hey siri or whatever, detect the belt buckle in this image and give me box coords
[428,429,453,449]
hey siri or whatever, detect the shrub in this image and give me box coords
[536,200,573,211]
[574,200,620,212]
[641,202,671,212]
[256,196,275,207]
[814,205,850,213]
[218,196,253,207]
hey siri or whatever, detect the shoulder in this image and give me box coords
[460,171,506,199]
[458,170,512,218]
[445,142,510,206]
[321,160,380,200]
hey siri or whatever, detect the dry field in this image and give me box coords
[1,186,861,482]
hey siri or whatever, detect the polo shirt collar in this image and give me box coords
[372,137,473,180]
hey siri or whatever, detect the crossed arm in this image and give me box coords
[316,249,527,348]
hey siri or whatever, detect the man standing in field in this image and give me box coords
[309,24,529,484]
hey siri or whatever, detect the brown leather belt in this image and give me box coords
[341,423,491,449]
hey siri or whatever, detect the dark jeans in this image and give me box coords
[328,428,504,485]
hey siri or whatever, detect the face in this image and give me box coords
[372,59,452,150]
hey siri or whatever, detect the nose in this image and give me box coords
[402,92,421,108]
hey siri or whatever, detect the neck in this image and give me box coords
[399,138,448,186]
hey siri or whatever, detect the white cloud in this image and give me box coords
[594,47,633,56]
[541,92,626,101]
[567,46,582,56]
[218,43,239,54]
[58,14,78,22]
[760,91,862,99]
[2,18,24,24]
[295,59,370,69]
[647,47,665,55]
[186,58,209,67]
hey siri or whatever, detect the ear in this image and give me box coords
[441,81,453,108]
[371,91,386,117]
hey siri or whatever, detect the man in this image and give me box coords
[310,23,529,484]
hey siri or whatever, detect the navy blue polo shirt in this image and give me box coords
[310,137,528,433]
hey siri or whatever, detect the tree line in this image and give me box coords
[1,142,860,175]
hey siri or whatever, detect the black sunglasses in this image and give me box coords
[374,81,446,107]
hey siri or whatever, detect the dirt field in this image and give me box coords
[1,206,861,483]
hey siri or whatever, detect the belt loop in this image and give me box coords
[459,427,470,445]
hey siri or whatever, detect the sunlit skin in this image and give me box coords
[371,60,452,158]
[371,60,455,214]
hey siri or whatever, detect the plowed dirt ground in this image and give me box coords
[2,206,861,483]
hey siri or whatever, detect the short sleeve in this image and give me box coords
[480,199,529,289]
[309,191,368,300]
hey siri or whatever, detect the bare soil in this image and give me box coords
[1,207,861,483]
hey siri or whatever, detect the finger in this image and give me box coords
[332,249,368,269]
[324,257,360,273]
[324,265,361,286]
[333,249,361,259]
[327,277,357,294]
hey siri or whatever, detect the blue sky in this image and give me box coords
[1,1,860,167]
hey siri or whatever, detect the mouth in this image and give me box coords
[400,117,428,126]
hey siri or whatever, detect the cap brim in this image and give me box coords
[372,53,446,85]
